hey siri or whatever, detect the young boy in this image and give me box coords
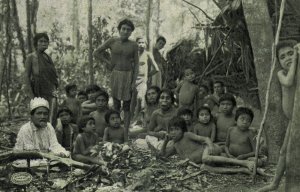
[258,40,299,192]
[90,91,110,138]
[177,107,194,132]
[81,84,103,115]
[160,117,255,171]
[77,90,88,104]
[56,107,79,151]
[212,80,225,102]
[215,93,236,144]
[176,68,199,115]
[103,110,127,144]
[72,116,106,165]
[61,84,81,123]
[197,84,209,108]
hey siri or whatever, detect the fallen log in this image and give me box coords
[0,150,91,170]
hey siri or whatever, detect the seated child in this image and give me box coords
[61,84,81,123]
[160,117,255,172]
[103,110,127,144]
[81,84,103,115]
[77,90,88,104]
[215,93,236,144]
[90,91,110,138]
[197,84,209,108]
[193,106,216,142]
[177,107,194,132]
[56,107,79,151]
[176,68,199,115]
[72,116,105,165]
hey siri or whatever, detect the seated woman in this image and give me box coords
[14,97,69,157]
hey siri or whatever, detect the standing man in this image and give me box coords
[151,36,166,88]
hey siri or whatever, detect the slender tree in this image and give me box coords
[26,0,33,53]
[88,0,94,84]
[72,0,80,51]
[145,0,152,50]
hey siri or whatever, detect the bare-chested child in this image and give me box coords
[176,68,199,115]
[197,84,209,108]
[103,110,127,144]
[72,116,106,165]
[215,93,236,144]
[212,80,225,102]
[177,108,194,132]
[77,90,88,104]
[81,84,103,115]
[258,40,299,192]
[61,84,81,123]
[160,117,255,171]
[90,91,110,138]
[193,106,216,142]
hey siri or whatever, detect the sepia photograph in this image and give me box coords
[0,0,299,191]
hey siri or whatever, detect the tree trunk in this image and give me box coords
[146,0,152,50]
[154,0,160,37]
[11,0,26,66]
[88,0,94,84]
[30,0,38,36]
[26,0,33,53]
[72,0,80,51]
[242,0,288,163]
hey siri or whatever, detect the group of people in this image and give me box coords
[14,17,300,191]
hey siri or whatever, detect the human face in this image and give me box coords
[59,111,71,125]
[236,114,252,131]
[156,39,166,50]
[180,114,192,125]
[219,100,234,115]
[146,89,159,105]
[137,38,146,52]
[88,90,101,102]
[68,88,77,98]
[36,37,49,52]
[95,95,108,109]
[278,47,296,71]
[159,92,172,111]
[198,87,208,99]
[198,109,211,124]
[109,114,121,128]
[119,24,133,40]
[214,83,224,96]
[169,126,183,142]
[184,69,195,82]
[77,94,87,104]
[31,107,49,128]
[84,119,96,133]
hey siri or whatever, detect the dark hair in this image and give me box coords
[199,84,209,93]
[117,19,135,31]
[145,86,161,105]
[65,84,77,95]
[33,33,50,48]
[94,90,109,101]
[105,110,121,124]
[177,107,193,118]
[219,93,236,107]
[77,90,88,98]
[156,36,166,43]
[235,107,254,122]
[214,80,224,87]
[136,37,143,42]
[85,84,101,95]
[276,40,297,60]
[196,106,213,123]
[168,117,187,133]
[30,106,49,116]
[77,116,95,133]
[159,88,175,104]
[57,107,73,118]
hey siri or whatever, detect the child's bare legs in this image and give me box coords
[257,123,290,192]
[202,147,255,170]
[72,154,106,166]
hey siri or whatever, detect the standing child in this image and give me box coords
[72,116,106,165]
[193,106,216,142]
[77,90,88,104]
[176,68,199,115]
[61,84,81,123]
[103,110,127,144]
[56,107,79,151]
[90,91,110,138]
[215,93,236,144]
[177,107,194,132]
[197,84,209,108]
[212,80,225,102]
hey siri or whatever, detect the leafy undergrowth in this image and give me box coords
[0,120,281,192]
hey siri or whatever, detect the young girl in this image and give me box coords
[103,110,126,144]
[72,116,106,165]
[193,106,216,142]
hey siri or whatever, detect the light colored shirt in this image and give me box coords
[14,121,68,155]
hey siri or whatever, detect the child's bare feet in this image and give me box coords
[257,182,279,192]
